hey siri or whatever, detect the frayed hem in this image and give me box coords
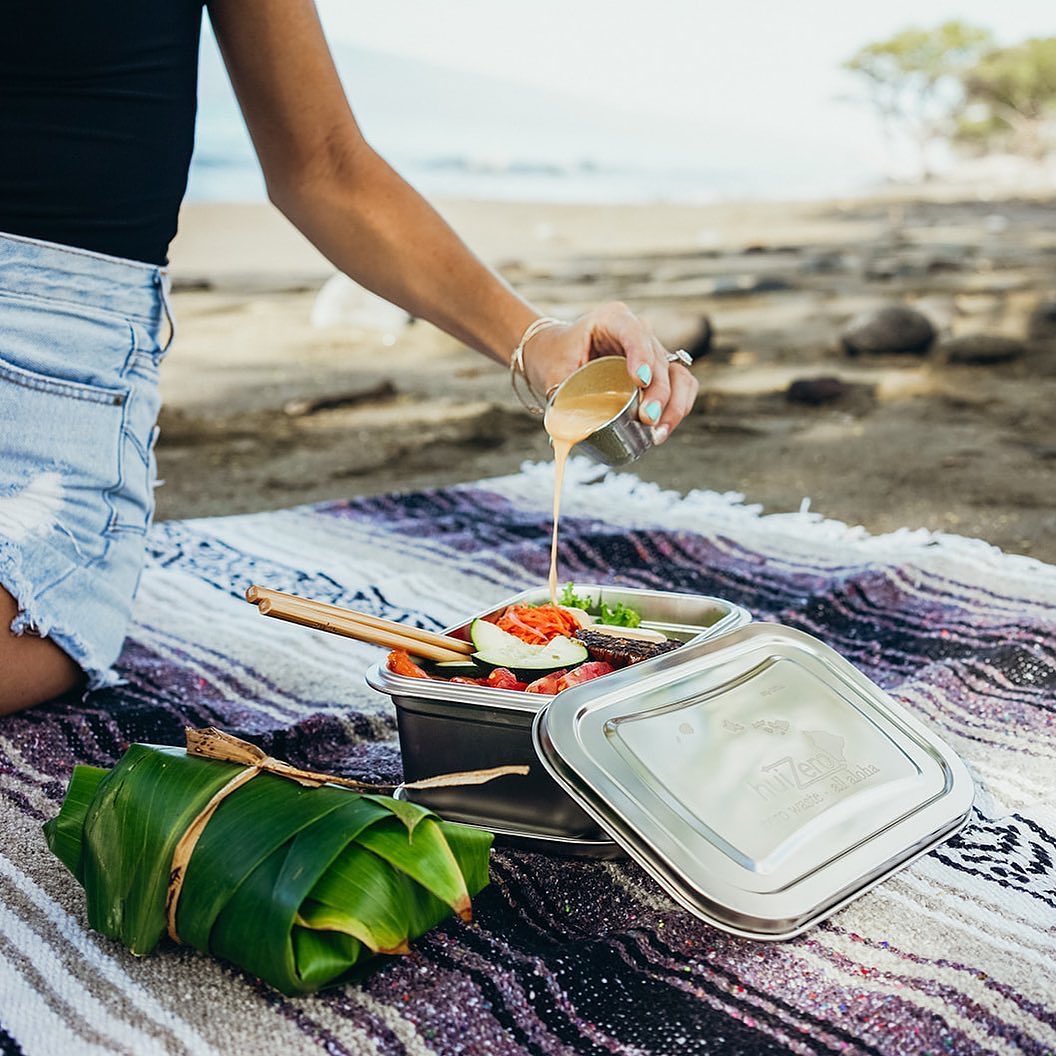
[0,540,123,692]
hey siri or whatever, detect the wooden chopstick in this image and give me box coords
[247,588,471,663]
[246,586,473,655]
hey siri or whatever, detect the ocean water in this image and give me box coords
[190,35,876,205]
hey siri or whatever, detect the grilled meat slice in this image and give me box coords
[574,629,681,667]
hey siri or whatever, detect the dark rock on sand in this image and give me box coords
[864,255,920,281]
[841,306,935,357]
[283,380,398,416]
[709,275,793,297]
[940,335,1026,366]
[1027,301,1056,343]
[926,256,966,275]
[786,377,849,405]
[801,250,850,274]
[684,317,713,361]
[753,277,795,293]
[743,243,802,255]
[171,276,214,292]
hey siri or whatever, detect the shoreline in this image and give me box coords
[169,184,1056,285]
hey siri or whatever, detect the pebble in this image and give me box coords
[801,250,850,274]
[863,256,904,281]
[683,317,713,361]
[925,257,966,274]
[939,335,1026,366]
[841,306,936,357]
[786,376,849,405]
[708,275,794,297]
[1027,301,1056,342]
[863,252,968,280]
[752,277,794,293]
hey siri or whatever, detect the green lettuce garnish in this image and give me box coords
[556,584,642,628]
[597,601,642,628]
[558,583,593,610]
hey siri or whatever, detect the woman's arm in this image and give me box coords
[207,0,696,437]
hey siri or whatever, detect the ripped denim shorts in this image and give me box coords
[0,231,172,688]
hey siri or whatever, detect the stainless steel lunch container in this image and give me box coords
[365,585,751,857]
[547,357,652,466]
[366,585,975,937]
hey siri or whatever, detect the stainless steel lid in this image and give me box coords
[533,623,974,939]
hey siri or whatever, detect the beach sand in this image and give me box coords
[163,193,1056,563]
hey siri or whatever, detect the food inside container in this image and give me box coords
[383,583,694,697]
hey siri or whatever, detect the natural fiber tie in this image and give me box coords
[165,726,527,942]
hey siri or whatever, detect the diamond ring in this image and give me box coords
[666,348,693,368]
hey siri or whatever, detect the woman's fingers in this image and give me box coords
[630,335,675,427]
[637,351,672,429]
[653,361,699,443]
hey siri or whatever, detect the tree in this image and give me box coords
[843,21,994,179]
[956,38,1056,160]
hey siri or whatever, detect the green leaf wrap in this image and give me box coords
[42,743,493,995]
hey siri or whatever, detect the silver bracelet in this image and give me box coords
[509,316,566,414]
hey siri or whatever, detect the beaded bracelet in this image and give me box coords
[509,316,566,415]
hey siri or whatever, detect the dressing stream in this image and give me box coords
[544,390,632,604]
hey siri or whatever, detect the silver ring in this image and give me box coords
[666,348,693,368]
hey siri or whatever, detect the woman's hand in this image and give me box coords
[521,303,699,443]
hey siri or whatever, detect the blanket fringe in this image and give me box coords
[471,459,1056,599]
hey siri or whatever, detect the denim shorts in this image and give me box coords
[0,231,172,689]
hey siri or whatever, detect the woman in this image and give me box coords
[0,0,698,713]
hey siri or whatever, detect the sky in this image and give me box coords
[315,0,1052,120]
[315,0,1054,170]
[192,1,1055,201]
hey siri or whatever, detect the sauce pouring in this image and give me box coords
[542,358,651,604]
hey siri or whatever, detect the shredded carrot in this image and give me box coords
[494,604,582,644]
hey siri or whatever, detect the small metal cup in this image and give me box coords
[545,357,653,466]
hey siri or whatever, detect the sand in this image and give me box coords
[162,192,1056,563]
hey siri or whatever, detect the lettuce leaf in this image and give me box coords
[556,584,642,628]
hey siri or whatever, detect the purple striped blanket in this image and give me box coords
[2,460,1054,1056]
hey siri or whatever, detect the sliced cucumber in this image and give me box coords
[469,619,587,675]
[469,619,524,655]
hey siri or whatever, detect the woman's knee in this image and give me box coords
[0,588,83,714]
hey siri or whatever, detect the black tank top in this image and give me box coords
[0,0,205,265]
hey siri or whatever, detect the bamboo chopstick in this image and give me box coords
[246,585,472,655]
[247,588,471,663]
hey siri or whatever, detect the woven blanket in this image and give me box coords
[2,460,1055,1056]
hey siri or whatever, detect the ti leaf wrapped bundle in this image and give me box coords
[43,729,496,995]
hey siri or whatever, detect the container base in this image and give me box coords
[393,786,625,859]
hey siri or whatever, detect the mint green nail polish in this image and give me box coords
[636,364,652,386]
[644,400,661,423]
